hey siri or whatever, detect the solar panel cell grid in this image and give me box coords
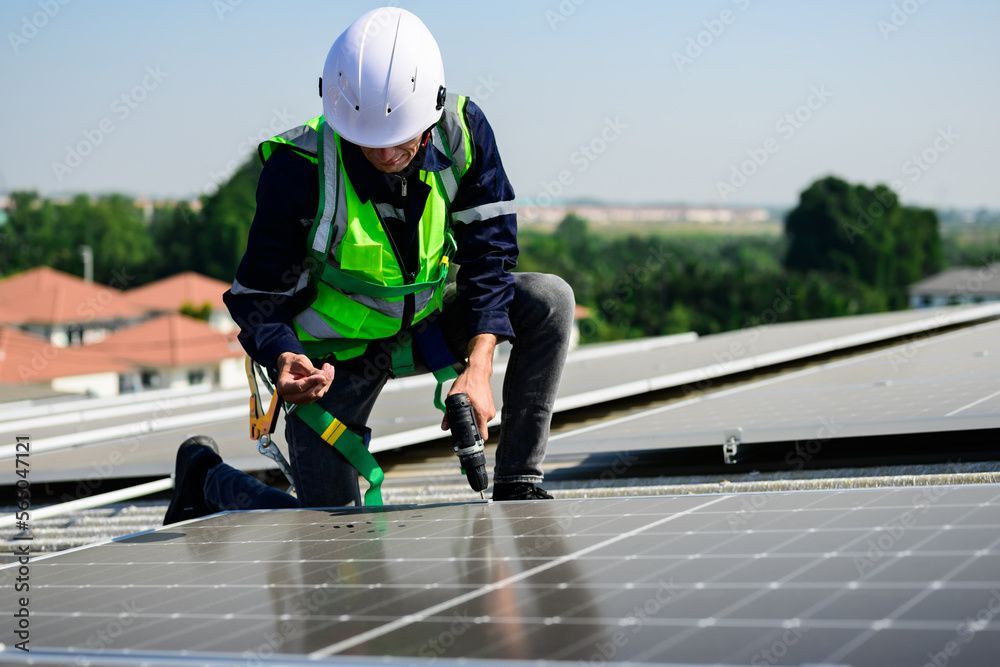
[3,486,999,665]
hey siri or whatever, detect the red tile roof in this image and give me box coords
[89,313,243,367]
[0,267,147,325]
[0,326,131,384]
[125,271,230,311]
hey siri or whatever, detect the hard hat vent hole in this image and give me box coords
[387,107,392,114]
[355,105,360,111]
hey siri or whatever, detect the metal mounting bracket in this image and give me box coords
[723,428,743,465]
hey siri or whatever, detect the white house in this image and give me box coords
[909,264,1000,308]
[0,326,131,398]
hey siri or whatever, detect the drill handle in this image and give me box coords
[445,393,483,447]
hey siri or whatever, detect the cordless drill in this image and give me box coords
[445,393,489,497]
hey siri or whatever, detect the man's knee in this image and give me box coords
[516,272,576,326]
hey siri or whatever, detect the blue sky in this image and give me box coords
[2,0,998,208]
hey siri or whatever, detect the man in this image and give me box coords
[164,7,574,524]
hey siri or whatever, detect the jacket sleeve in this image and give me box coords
[448,98,519,341]
[222,149,317,371]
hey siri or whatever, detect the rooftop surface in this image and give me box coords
[1,305,997,665]
[0,266,147,325]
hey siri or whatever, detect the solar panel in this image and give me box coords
[0,334,691,485]
[3,303,997,484]
[3,485,999,665]
[550,318,1000,459]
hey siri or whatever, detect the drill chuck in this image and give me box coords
[445,393,489,493]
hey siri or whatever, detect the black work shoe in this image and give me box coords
[163,435,222,525]
[492,482,553,501]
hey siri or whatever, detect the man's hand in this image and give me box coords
[275,352,335,404]
[441,333,497,439]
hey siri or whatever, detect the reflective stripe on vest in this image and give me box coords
[258,116,322,164]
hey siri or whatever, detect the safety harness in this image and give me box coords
[244,323,461,507]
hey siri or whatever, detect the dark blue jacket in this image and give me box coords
[223,99,518,371]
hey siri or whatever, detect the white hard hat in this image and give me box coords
[321,7,445,149]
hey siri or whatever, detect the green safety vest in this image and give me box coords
[258,93,475,362]
[254,95,476,506]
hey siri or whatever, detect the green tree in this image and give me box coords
[195,158,263,280]
[180,301,213,321]
[85,194,155,286]
[1,192,153,286]
[784,175,941,307]
[1,192,63,275]
[149,202,201,278]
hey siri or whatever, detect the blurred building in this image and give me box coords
[0,267,147,346]
[125,271,236,333]
[517,204,772,227]
[0,267,246,398]
[88,313,244,391]
[909,264,1000,308]
[0,326,131,397]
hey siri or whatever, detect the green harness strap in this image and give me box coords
[389,340,416,377]
[432,366,459,412]
[293,403,384,506]
[291,365,454,508]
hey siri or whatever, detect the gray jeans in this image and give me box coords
[285,272,575,507]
